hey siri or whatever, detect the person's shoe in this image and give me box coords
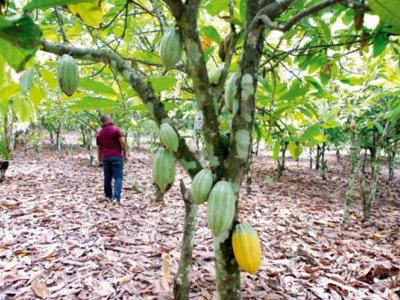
[112,198,122,206]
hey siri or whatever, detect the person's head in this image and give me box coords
[101,114,113,125]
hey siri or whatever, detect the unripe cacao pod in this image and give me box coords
[209,68,222,84]
[207,181,235,236]
[159,27,183,70]
[232,222,262,274]
[224,73,236,113]
[191,169,213,204]
[221,133,230,151]
[152,148,175,194]
[160,123,179,152]
[57,54,80,96]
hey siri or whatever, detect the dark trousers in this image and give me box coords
[102,157,123,201]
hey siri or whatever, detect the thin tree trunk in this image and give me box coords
[362,148,367,174]
[364,150,380,219]
[321,142,326,180]
[173,180,198,300]
[344,131,357,224]
[277,142,288,181]
[388,142,397,181]
[316,144,321,170]
[310,147,313,169]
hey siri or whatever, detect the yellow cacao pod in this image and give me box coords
[232,222,262,274]
[57,54,80,96]
[160,27,183,70]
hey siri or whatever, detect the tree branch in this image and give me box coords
[162,0,185,20]
[39,39,202,178]
[258,0,347,32]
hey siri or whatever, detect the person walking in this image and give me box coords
[96,114,128,205]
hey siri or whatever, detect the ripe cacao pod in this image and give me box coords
[209,67,222,84]
[224,73,236,113]
[207,181,235,236]
[57,54,80,96]
[191,169,213,204]
[232,222,262,274]
[152,148,175,194]
[160,123,179,152]
[159,27,183,70]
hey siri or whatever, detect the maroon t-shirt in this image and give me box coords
[96,124,124,158]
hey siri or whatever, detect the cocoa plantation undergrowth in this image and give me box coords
[1,138,400,299]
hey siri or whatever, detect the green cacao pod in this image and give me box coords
[224,73,237,113]
[160,27,183,70]
[160,123,179,152]
[207,181,235,236]
[191,169,213,204]
[209,67,222,84]
[57,54,80,96]
[232,222,262,274]
[152,148,175,194]
[221,133,230,151]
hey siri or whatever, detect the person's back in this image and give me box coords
[96,124,123,158]
[96,115,128,204]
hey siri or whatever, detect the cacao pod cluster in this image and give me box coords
[160,27,183,70]
[57,54,80,96]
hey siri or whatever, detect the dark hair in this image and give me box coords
[101,114,111,124]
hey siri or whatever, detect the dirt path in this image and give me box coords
[1,141,400,299]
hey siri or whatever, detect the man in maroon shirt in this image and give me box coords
[96,115,128,204]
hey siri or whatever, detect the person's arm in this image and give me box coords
[118,136,128,162]
[97,145,103,167]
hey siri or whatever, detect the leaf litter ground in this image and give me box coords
[1,136,399,299]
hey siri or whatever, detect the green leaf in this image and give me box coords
[272,140,280,162]
[300,124,321,143]
[79,77,117,97]
[367,0,400,28]
[374,121,384,133]
[264,177,274,184]
[239,0,247,23]
[0,84,22,100]
[13,96,31,123]
[41,69,57,90]
[203,0,230,16]
[68,97,118,111]
[24,0,96,10]
[0,15,42,50]
[148,76,177,93]
[317,19,331,42]
[29,84,43,106]
[200,26,221,43]
[288,143,303,160]
[19,67,35,94]
[337,75,363,86]
[373,33,389,57]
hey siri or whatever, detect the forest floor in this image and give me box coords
[1,134,400,300]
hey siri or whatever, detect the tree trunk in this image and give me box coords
[321,142,326,180]
[388,142,397,181]
[364,149,380,219]
[343,130,357,224]
[277,142,288,181]
[309,147,313,169]
[173,180,198,300]
[316,144,321,170]
[213,230,241,300]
